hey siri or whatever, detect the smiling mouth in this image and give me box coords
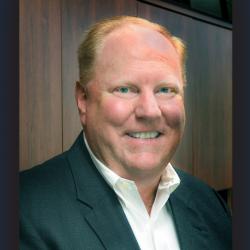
[127,131,161,139]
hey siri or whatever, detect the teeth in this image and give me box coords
[128,131,160,139]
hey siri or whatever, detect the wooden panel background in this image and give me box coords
[191,23,232,190]
[20,0,232,191]
[20,0,62,170]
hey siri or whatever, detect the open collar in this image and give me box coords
[67,132,210,250]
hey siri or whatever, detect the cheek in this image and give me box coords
[101,96,133,126]
[162,99,185,129]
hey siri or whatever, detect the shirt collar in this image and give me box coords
[84,134,119,187]
[83,134,180,194]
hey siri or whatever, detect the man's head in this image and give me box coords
[76,16,186,182]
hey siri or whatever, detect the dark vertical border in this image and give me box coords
[0,1,19,249]
[233,1,250,250]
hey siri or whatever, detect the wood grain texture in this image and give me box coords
[138,2,232,189]
[191,24,232,190]
[61,0,137,151]
[20,0,62,170]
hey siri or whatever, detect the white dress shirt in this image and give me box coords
[84,135,181,250]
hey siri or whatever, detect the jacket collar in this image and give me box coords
[67,132,140,250]
[169,170,209,250]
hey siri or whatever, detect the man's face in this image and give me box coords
[77,25,185,181]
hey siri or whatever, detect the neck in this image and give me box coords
[135,176,161,215]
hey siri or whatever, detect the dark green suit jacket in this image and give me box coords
[20,132,231,250]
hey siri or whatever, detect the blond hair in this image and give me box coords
[78,16,186,86]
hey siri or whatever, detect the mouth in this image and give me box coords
[126,131,161,139]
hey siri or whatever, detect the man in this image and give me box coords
[20,16,231,250]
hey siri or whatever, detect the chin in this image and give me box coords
[126,157,167,174]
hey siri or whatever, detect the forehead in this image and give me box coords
[99,24,179,61]
[94,24,182,83]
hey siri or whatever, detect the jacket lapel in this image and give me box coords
[67,133,140,250]
[169,177,210,250]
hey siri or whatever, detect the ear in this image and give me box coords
[75,81,87,125]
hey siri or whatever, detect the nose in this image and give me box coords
[134,91,161,120]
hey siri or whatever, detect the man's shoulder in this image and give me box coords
[20,132,85,190]
[20,152,69,186]
[174,167,231,216]
[175,168,210,190]
[20,151,74,202]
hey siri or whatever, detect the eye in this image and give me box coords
[158,87,171,93]
[156,86,179,98]
[116,87,130,93]
[113,86,138,98]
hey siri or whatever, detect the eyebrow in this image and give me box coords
[158,78,182,87]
